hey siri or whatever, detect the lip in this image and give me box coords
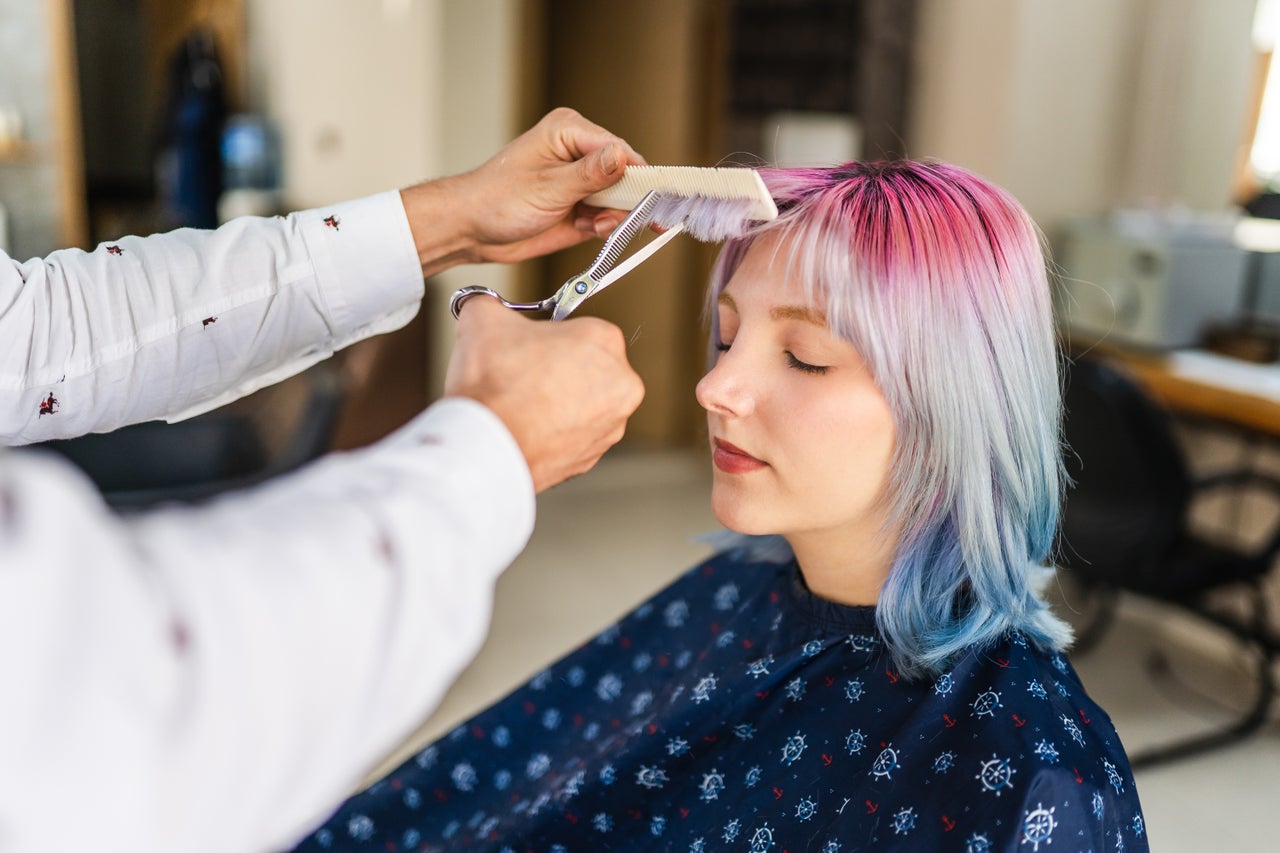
[712,438,767,474]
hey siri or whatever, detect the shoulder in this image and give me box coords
[949,760,1148,852]
[909,636,1148,850]
[940,635,1131,766]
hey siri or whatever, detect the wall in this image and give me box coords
[910,0,1258,232]
[1172,0,1260,206]
[544,0,723,446]
[245,0,529,398]
[244,0,441,209]
[430,0,529,398]
[0,0,85,257]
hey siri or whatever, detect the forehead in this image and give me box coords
[719,232,827,323]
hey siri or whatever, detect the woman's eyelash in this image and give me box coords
[716,340,828,374]
[787,351,829,374]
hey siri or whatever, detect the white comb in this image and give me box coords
[584,165,778,242]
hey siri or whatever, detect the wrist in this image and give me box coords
[399,176,483,278]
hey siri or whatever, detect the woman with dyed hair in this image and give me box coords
[294,161,1147,852]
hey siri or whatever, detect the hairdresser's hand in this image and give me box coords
[401,107,646,278]
[445,297,644,493]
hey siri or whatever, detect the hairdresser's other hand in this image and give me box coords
[445,296,644,493]
[401,107,646,278]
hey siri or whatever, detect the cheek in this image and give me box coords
[787,393,896,505]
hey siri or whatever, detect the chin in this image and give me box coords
[710,486,777,536]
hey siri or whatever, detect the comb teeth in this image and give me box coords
[584,165,778,242]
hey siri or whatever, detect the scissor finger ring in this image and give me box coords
[449,286,554,319]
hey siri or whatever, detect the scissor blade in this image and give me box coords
[592,223,684,292]
[550,224,684,321]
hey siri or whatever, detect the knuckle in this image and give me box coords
[592,319,628,350]
[577,151,605,186]
[548,106,580,124]
[569,316,614,346]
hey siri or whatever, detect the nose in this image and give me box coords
[696,349,755,418]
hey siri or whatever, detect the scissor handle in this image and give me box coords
[449,286,554,319]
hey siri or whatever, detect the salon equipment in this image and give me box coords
[1235,217,1280,325]
[1057,213,1250,349]
[1057,356,1279,768]
[450,166,777,320]
[156,29,227,230]
[217,113,283,224]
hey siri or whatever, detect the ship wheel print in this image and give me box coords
[1022,803,1057,851]
[975,753,1016,796]
[970,689,1002,717]
[870,744,900,780]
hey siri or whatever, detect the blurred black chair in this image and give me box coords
[35,362,343,510]
[1058,356,1280,768]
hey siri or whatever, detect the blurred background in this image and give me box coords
[4,0,1280,848]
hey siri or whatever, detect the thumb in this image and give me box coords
[562,142,627,201]
[453,289,515,337]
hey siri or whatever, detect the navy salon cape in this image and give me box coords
[295,552,1148,852]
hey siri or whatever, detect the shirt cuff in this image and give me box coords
[297,190,424,346]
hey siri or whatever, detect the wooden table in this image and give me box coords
[1068,342,1280,438]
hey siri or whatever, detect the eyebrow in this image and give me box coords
[717,292,827,326]
[771,305,827,325]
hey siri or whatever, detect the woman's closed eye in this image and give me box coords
[786,351,829,375]
[717,338,829,374]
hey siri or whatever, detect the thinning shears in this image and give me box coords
[449,191,682,321]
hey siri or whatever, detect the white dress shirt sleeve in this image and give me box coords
[0,398,535,852]
[0,193,541,851]
[0,190,423,443]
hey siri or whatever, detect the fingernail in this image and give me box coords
[602,145,619,175]
[595,217,620,237]
[574,215,595,232]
